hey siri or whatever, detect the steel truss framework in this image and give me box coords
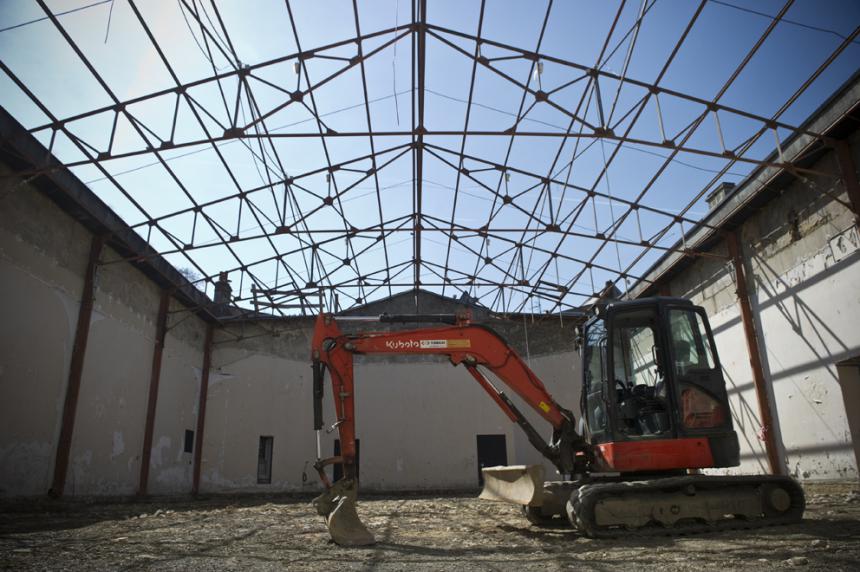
[2,0,858,319]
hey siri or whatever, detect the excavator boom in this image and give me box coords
[310,312,585,544]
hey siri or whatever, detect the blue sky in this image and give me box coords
[1,0,858,313]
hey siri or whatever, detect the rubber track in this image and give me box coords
[568,475,805,538]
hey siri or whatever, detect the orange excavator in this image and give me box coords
[310,297,804,545]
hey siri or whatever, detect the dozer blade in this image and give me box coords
[313,478,375,546]
[479,464,545,506]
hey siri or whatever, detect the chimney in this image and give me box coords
[706,181,736,211]
[214,272,232,305]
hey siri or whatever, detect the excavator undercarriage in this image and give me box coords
[483,467,805,537]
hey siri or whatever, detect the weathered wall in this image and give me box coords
[64,241,158,495]
[0,168,207,497]
[199,314,580,493]
[0,169,581,497]
[667,133,860,481]
[141,298,205,495]
[0,171,90,496]
[6,131,856,497]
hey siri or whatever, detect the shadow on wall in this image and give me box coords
[713,249,859,395]
[750,252,855,452]
[721,366,769,474]
[709,246,857,342]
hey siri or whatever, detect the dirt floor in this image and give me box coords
[1,483,858,571]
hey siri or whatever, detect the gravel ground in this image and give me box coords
[1,483,858,571]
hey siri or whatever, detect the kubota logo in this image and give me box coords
[382,339,471,350]
[385,340,420,350]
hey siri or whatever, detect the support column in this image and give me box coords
[49,234,105,497]
[726,231,783,475]
[137,289,170,496]
[192,323,214,495]
[835,140,860,229]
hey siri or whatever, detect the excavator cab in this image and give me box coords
[580,297,740,472]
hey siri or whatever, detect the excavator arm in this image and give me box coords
[311,312,584,483]
[309,312,586,546]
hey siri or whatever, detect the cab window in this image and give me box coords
[583,319,607,436]
[609,308,671,437]
[668,309,716,374]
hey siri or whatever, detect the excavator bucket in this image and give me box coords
[313,478,375,546]
[479,464,545,506]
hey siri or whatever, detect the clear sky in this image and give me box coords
[1,0,858,313]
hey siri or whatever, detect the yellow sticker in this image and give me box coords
[538,401,551,413]
[447,339,471,349]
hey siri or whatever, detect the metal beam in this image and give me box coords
[49,234,105,497]
[192,323,214,495]
[726,231,783,475]
[137,289,170,496]
[413,0,427,288]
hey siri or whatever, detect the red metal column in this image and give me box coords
[726,231,783,475]
[49,234,105,497]
[137,289,170,495]
[835,140,860,229]
[192,323,214,495]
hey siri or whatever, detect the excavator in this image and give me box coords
[309,297,804,545]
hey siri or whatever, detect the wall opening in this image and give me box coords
[257,436,274,484]
[476,434,507,486]
[184,430,194,454]
[836,356,860,472]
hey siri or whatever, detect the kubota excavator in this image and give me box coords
[310,297,804,545]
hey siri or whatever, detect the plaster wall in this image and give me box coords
[0,172,581,496]
[668,139,860,481]
[0,169,208,497]
[0,180,89,496]
[200,319,579,492]
[7,134,856,496]
[145,299,206,495]
[64,243,159,495]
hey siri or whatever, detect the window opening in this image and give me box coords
[257,436,273,484]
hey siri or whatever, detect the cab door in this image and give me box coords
[665,306,730,432]
[606,306,675,441]
[582,317,610,443]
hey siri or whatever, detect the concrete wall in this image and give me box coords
[4,131,856,498]
[665,133,860,481]
[198,313,580,493]
[0,171,581,496]
[0,169,206,497]
[145,299,205,495]
[0,169,91,496]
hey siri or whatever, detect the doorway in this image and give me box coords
[476,434,508,486]
[257,436,273,484]
[836,356,860,472]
